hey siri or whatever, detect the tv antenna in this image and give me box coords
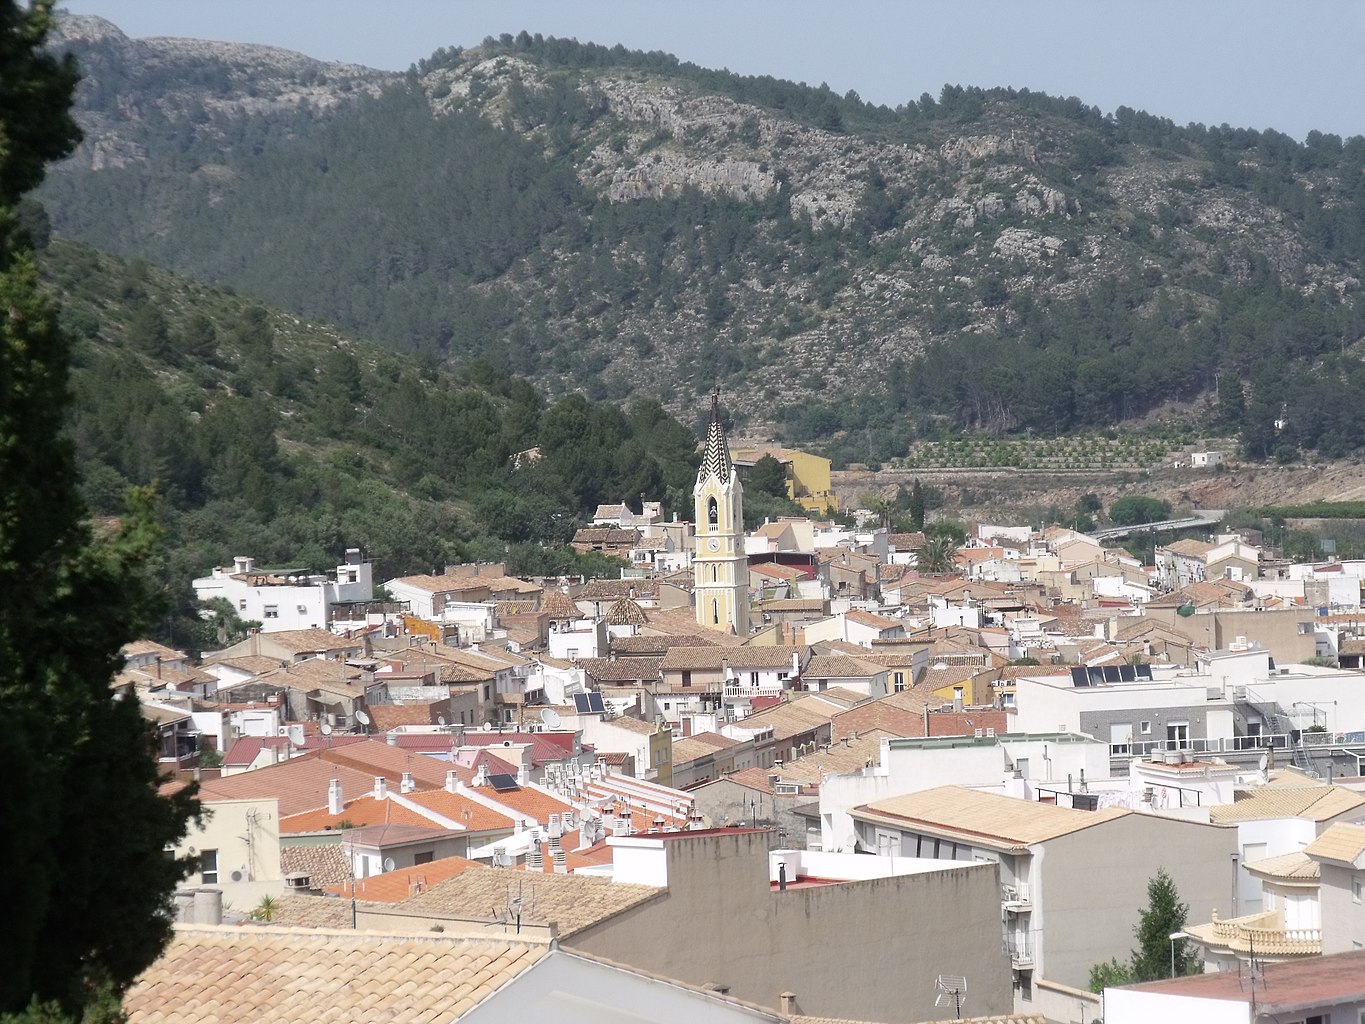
[541,708,562,729]
[934,975,967,1018]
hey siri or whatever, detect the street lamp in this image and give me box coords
[1169,931,1190,978]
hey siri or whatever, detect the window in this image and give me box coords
[200,849,218,885]
[238,599,247,611]
[483,687,490,702]
[297,604,308,615]
[413,851,434,865]
[893,671,905,693]
[263,605,279,619]
[1167,721,1190,748]
[1354,876,1363,904]
[707,497,718,525]
[712,600,719,625]
[1140,720,1152,735]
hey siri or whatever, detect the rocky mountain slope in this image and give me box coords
[41,18,1365,463]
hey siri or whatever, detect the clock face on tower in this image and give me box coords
[707,538,720,551]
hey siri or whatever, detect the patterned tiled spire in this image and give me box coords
[698,386,732,482]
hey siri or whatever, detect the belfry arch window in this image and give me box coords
[707,497,718,526]
[712,600,719,625]
[711,565,718,582]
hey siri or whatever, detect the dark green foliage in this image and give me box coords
[37,25,1365,461]
[38,240,701,652]
[1088,957,1133,993]
[1087,868,1196,990]
[748,455,788,498]
[1131,869,1196,982]
[917,534,959,572]
[1109,495,1171,525]
[1,6,198,1016]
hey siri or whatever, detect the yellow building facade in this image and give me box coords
[731,445,838,512]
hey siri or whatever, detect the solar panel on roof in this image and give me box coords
[1119,665,1136,682]
[573,693,592,713]
[1102,666,1121,683]
[1135,664,1153,680]
[487,773,519,792]
[1070,667,1088,687]
[1087,667,1105,685]
[587,693,605,714]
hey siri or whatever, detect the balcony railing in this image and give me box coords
[1205,909,1321,957]
[1110,733,1292,758]
[1006,942,1033,970]
[1001,884,1032,912]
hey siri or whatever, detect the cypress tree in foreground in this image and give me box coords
[0,2,199,1018]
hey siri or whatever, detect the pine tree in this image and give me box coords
[1129,868,1194,982]
[0,3,199,1017]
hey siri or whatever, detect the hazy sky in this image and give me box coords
[60,1,1365,141]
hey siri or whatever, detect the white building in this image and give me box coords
[193,549,373,632]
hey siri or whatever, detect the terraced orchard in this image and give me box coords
[896,434,1193,471]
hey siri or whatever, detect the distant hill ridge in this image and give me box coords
[41,16,1365,465]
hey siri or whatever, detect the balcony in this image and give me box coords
[1001,884,1032,913]
[1187,909,1321,960]
[1006,942,1033,970]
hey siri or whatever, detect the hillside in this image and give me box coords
[40,18,1365,466]
[38,237,736,646]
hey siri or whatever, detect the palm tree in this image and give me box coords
[917,534,959,573]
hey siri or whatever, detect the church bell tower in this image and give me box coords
[694,389,748,635]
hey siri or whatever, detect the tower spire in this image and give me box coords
[698,386,732,482]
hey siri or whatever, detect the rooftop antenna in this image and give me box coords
[934,975,966,1018]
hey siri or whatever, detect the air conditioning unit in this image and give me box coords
[229,866,251,883]
[1233,686,1247,700]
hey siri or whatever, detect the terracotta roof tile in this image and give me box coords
[1304,820,1365,864]
[123,927,550,1021]
[853,785,1130,851]
[280,844,352,888]
[327,856,487,901]
[398,869,663,937]
[1210,785,1365,824]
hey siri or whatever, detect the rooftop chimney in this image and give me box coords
[373,776,387,800]
[527,830,544,870]
[400,771,415,794]
[552,849,567,873]
[779,993,798,1015]
[327,778,343,816]
[445,770,460,794]
[387,732,399,747]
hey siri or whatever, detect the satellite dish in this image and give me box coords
[319,723,333,736]
[541,708,562,729]
[355,709,371,726]
[382,857,396,873]
[436,714,446,726]
[1258,751,1269,772]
